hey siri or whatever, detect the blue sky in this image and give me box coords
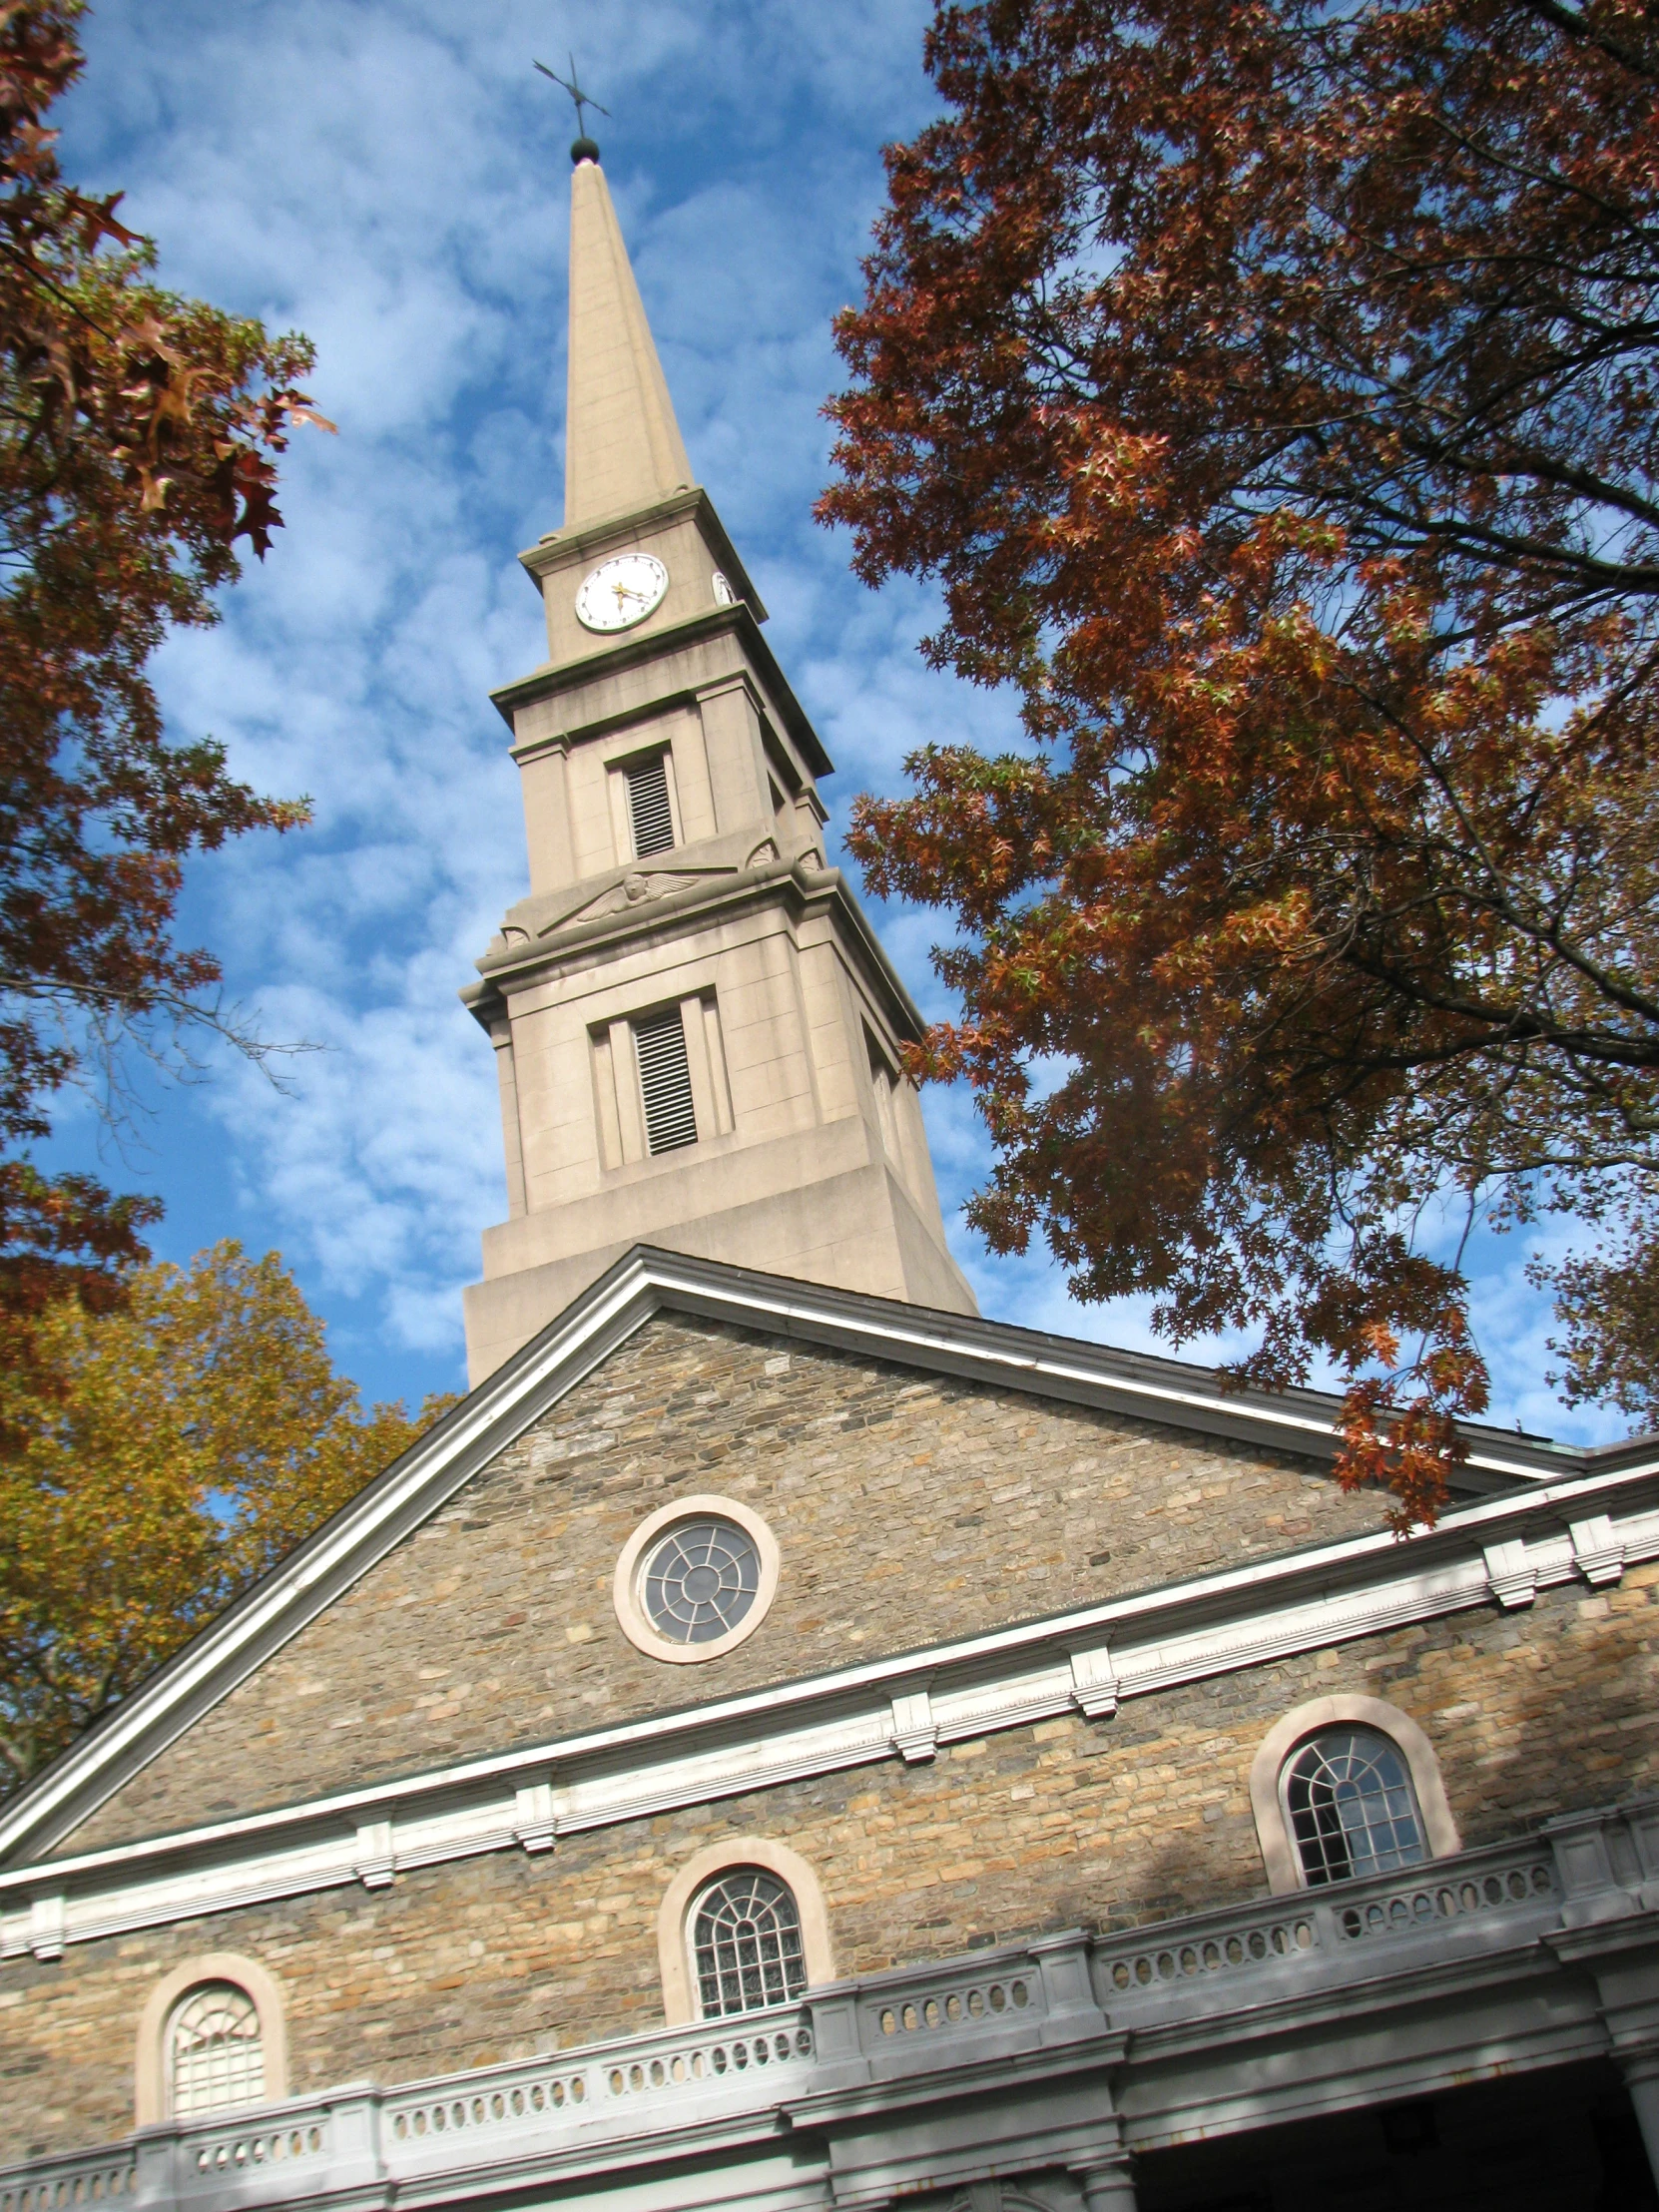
[43,0,1621,1444]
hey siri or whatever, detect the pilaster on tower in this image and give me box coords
[460,143,977,1383]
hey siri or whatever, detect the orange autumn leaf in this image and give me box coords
[0,1,330,1338]
[0,1243,456,1797]
[823,0,1659,1522]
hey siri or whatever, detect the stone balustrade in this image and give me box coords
[1094,1830,1562,2018]
[0,2140,137,2211]
[3,1799,1654,2212]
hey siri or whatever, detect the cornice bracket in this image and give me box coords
[514,1780,558,1854]
[1483,1537,1538,1609]
[354,1818,396,1890]
[1571,1513,1627,1588]
[28,1890,63,1960]
[1069,1644,1121,1720]
[889,1684,937,1765]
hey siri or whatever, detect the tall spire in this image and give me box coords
[461,134,977,1382]
[563,155,694,529]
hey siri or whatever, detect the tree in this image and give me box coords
[821,0,1659,1521]
[0,1242,457,1795]
[0,0,327,1356]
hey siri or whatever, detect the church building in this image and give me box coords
[3,134,1659,2212]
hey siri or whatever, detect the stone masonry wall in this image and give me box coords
[60,1317,1385,1853]
[3,1565,1654,2164]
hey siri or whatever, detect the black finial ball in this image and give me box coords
[571,135,600,164]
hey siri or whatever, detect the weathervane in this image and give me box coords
[535,54,609,160]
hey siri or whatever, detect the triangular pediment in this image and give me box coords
[538,859,744,936]
[0,1248,1607,1872]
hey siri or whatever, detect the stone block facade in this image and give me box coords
[6,1565,1654,2166]
[10,124,1657,2211]
[61,1318,1386,1855]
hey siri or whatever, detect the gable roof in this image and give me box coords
[1,1245,1646,1867]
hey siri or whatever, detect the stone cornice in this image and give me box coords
[488,600,832,779]
[0,1247,1649,1876]
[3,1438,1657,1954]
[516,487,769,624]
[465,857,929,1044]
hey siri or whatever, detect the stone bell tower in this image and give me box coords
[460,141,976,1382]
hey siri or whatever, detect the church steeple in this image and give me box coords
[459,148,977,1382]
[563,154,693,528]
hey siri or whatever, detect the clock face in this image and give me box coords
[574,552,669,633]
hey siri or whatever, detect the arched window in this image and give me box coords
[1248,1695,1461,1896]
[691,1866,807,2017]
[135,1953,287,2127]
[656,1838,833,2025]
[1282,1727,1426,1886]
[167,1981,265,2115]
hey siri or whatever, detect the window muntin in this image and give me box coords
[642,1516,761,1645]
[1284,1727,1426,1886]
[627,754,675,857]
[692,1867,807,2017]
[614,1495,779,1666]
[633,1006,697,1155]
[168,1981,265,2116]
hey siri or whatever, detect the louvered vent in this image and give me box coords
[627,755,675,857]
[634,1006,698,1155]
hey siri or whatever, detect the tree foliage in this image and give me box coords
[0,1242,456,1796]
[821,0,1659,1520]
[0,0,327,1354]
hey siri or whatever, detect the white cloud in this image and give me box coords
[38,0,1631,1448]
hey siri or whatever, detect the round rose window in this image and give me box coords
[612,1494,779,1662]
[640,1516,762,1645]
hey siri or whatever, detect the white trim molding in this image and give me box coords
[2,1459,1657,1963]
[655,1838,833,2026]
[2,1244,1653,1870]
[612,1495,781,1665]
[1249,1695,1461,1895]
[2,1462,1655,1963]
[133,1951,288,2126]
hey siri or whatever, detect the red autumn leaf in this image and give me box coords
[823,0,1659,1523]
[0,1,330,1350]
